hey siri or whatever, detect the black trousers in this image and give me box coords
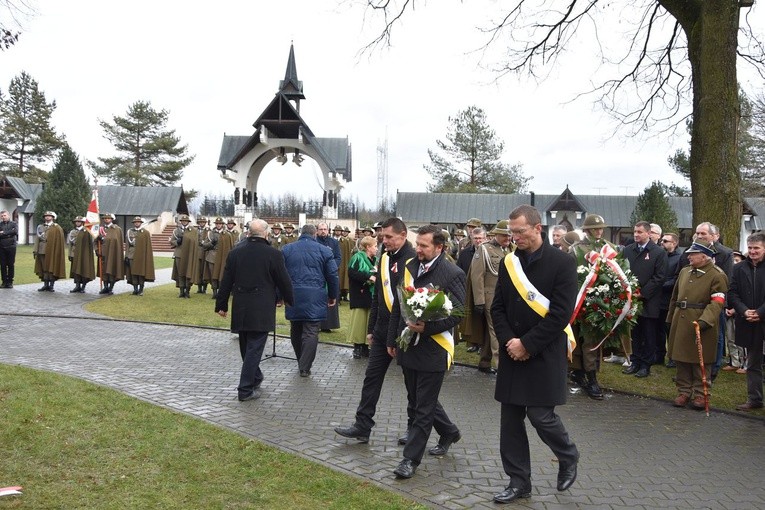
[401,366,459,464]
[290,321,320,372]
[0,244,15,284]
[238,331,268,398]
[630,316,659,370]
[500,404,579,490]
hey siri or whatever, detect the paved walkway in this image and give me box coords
[1,271,764,509]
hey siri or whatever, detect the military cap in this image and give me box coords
[43,211,58,219]
[226,218,236,225]
[561,231,581,248]
[333,224,343,232]
[197,216,207,223]
[490,220,511,235]
[685,241,716,257]
[100,212,115,220]
[73,215,85,223]
[178,214,191,222]
[361,225,374,233]
[582,214,608,230]
[453,229,466,237]
[132,216,144,223]
[466,218,482,228]
[373,221,383,229]
[214,217,224,224]
[272,222,284,230]
[343,226,350,233]
[284,223,295,229]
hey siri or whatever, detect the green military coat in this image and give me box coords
[68,227,96,282]
[125,227,155,282]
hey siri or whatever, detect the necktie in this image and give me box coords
[418,263,428,277]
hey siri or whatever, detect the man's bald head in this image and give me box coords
[249,219,268,238]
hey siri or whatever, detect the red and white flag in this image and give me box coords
[85,188,100,237]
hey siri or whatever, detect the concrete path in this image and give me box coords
[1,271,763,509]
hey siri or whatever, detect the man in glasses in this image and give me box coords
[658,233,682,367]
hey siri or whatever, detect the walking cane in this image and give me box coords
[692,321,710,416]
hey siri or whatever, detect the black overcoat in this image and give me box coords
[367,242,416,342]
[215,236,294,333]
[623,240,667,319]
[387,252,466,372]
[491,242,577,407]
[727,257,765,350]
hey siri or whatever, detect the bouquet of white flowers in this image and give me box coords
[395,283,459,351]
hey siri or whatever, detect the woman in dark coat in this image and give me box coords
[347,236,378,358]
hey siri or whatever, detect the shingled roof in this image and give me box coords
[97,186,188,216]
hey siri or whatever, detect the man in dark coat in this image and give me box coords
[623,220,668,378]
[727,232,765,411]
[316,222,342,331]
[490,205,579,504]
[386,224,465,480]
[216,219,294,401]
[0,209,18,288]
[282,224,339,376]
[334,217,416,445]
[657,232,682,366]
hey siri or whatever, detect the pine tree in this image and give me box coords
[425,106,529,194]
[35,143,90,228]
[91,100,194,186]
[0,71,64,182]
[629,181,678,233]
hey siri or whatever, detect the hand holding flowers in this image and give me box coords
[396,284,460,351]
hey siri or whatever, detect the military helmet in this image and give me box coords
[465,218,482,228]
[226,218,236,225]
[332,224,343,232]
[214,217,224,224]
[197,216,207,223]
[272,222,283,230]
[490,220,510,236]
[132,216,144,223]
[43,211,58,219]
[361,225,374,234]
[284,223,294,229]
[178,214,191,222]
[100,212,115,220]
[582,214,608,230]
[453,229,467,237]
[561,231,581,248]
[343,226,350,233]
[73,215,85,223]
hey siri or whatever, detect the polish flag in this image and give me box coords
[85,188,100,237]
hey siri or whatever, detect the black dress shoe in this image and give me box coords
[334,424,370,443]
[622,364,640,375]
[429,431,461,456]
[238,388,262,401]
[557,460,578,491]
[665,360,676,368]
[634,368,650,378]
[478,366,497,375]
[493,486,531,504]
[299,370,311,377]
[393,458,417,479]
[397,431,409,445]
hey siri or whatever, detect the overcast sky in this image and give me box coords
[2,0,763,207]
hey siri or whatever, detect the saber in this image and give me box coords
[693,321,710,416]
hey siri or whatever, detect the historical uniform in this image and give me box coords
[458,218,482,254]
[170,214,200,298]
[226,218,242,243]
[469,220,511,372]
[125,216,155,296]
[203,217,233,299]
[568,214,617,399]
[67,216,95,293]
[282,223,298,246]
[95,213,124,295]
[336,225,353,301]
[667,241,727,409]
[33,211,66,291]
[268,222,287,250]
[195,217,211,293]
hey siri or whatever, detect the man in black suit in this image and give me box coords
[623,220,668,378]
[490,205,579,504]
[216,219,294,401]
[334,217,415,444]
[387,224,465,479]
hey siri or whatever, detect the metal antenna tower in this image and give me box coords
[376,133,389,209]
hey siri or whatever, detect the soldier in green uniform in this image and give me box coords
[334,225,352,301]
[34,211,67,292]
[468,220,511,374]
[226,218,242,242]
[67,216,95,293]
[268,222,286,250]
[195,216,211,293]
[283,223,298,246]
[569,214,617,399]
[170,214,200,298]
[209,217,234,299]
[459,218,483,254]
[96,213,124,295]
[125,216,155,296]
[450,229,466,259]
[667,241,728,409]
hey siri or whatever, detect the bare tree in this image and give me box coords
[361,0,764,247]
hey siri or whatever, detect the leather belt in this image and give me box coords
[675,301,706,309]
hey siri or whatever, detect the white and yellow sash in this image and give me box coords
[380,252,394,313]
[504,252,576,361]
[403,261,455,369]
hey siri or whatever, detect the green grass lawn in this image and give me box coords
[0,364,423,509]
[11,245,174,285]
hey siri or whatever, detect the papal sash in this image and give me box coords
[504,252,576,361]
[380,252,394,313]
[403,262,455,370]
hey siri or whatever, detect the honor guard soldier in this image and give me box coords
[459,218,483,253]
[170,214,200,298]
[67,216,95,293]
[335,225,353,301]
[268,222,286,250]
[202,217,233,298]
[195,216,211,294]
[125,216,155,296]
[450,229,466,259]
[226,218,242,241]
[34,211,66,291]
[360,226,374,252]
[96,213,124,295]
[283,223,298,246]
